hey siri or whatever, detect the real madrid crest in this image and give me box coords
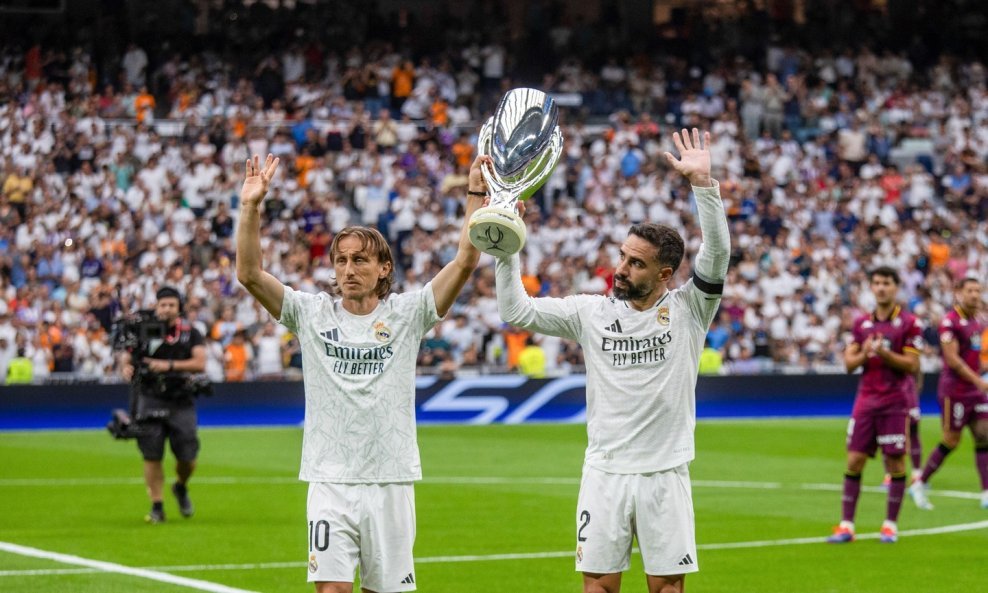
[373,321,392,342]
[308,554,318,573]
[657,306,670,326]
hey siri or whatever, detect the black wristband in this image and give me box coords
[467,190,488,197]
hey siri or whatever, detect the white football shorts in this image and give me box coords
[575,463,698,576]
[306,482,417,591]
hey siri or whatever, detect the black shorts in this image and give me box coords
[136,403,200,462]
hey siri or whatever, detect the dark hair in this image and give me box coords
[628,223,685,273]
[956,276,981,290]
[329,226,395,299]
[868,266,900,285]
[155,286,184,313]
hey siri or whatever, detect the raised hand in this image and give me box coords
[468,154,493,196]
[664,128,713,187]
[241,153,280,208]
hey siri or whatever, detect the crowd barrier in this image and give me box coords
[0,374,944,431]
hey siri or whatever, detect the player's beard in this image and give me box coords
[613,275,651,301]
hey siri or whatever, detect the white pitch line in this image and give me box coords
[0,476,978,500]
[4,519,988,578]
[0,541,261,593]
[0,477,782,488]
[425,476,579,485]
[0,476,584,487]
[416,550,574,563]
[693,479,783,489]
[701,519,988,549]
[0,477,298,487]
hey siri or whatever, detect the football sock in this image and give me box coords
[152,501,164,513]
[886,473,906,522]
[920,442,954,483]
[841,472,862,523]
[909,423,923,471]
[975,445,988,490]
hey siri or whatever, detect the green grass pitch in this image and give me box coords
[1,419,986,592]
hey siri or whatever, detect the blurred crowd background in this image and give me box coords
[1,0,987,384]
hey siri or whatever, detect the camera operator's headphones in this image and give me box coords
[156,286,185,314]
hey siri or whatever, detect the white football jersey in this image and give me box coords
[497,268,721,473]
[279,283,441,483]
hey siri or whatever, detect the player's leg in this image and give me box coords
[634,464,697,586]
[880,454,907,543]
[912,399,967,509]
[577,466,634,593]
[909,406,924,480]
[136,421,167,523]
[645,574,685,593]
[316,584,353,593]
[308,483,360,592]
[358,483,417,593]
[875,414,910,542]
[168,406,199,518]
[584,572,622,593]
[970,416,988,508]
[828,415,873,542]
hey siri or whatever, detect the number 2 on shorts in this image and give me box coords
[577,510,590,542]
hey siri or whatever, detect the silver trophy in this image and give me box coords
[468,88,563,256]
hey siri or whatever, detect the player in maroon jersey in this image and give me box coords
[827,267,923,544]
[909,277,988,510]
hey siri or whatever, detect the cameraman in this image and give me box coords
[119,287,206,524]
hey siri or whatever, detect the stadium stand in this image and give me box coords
[1,0,986,383]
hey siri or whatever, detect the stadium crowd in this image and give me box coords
[2,5,988,384]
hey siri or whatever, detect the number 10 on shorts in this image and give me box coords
[309,519,330,552]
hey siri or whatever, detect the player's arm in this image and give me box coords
[941,336,988,392]
[494,254,583,341]
[844,328,878,373]
[843,340,868,373]
[430,155,488,318]
[875,342,919,374]
[236,154,285,320]
[665,128,730,325]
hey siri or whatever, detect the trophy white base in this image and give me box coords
[468,206,527,256]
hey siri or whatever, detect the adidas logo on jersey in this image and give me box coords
[320,328,340,342]
[678,553,694,566]
[605,319,623,333]
[400,572,415,584]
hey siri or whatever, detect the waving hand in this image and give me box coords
[664,128,713,188]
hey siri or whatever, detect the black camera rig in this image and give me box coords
[105,310,212,439]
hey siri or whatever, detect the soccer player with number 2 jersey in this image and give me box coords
[496,128,729,593]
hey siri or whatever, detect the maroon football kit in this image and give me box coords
[847,307,924,457]
[937,307,988,431]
